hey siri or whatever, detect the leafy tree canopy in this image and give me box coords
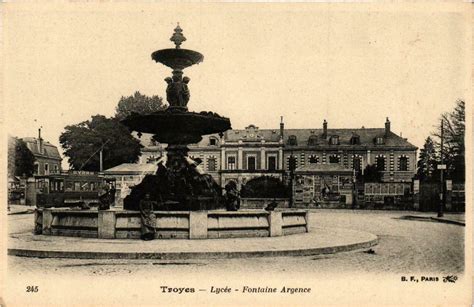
[240,176,289,198]
[359,164,382,183]
[416,137,439,182]
[60,115,142,171]
[431,99,465,182]
[9,137,35,177]
[114,91,166,121]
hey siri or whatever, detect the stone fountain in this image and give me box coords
[121,25,232,211]
[33,25,309,240]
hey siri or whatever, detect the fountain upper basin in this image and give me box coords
[152,48,204,70]
[121,109,231,144]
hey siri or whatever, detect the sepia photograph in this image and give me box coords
[1,2,472,306]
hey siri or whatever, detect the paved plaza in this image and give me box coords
[7,209,464,276]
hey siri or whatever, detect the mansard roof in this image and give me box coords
[283,128,416,149]
[139,127,417,150]
[224,129,281,142]
[22,137,62,160]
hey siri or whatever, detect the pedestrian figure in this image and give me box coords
[139,193,157,241]
[224,181,240,211]
[98,183,111,210]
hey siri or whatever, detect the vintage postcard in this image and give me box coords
[1,2,472,306]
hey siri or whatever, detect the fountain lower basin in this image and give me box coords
[35,209,309,239]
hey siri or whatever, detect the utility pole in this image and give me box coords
[99,148,103,172]
[438,119,445,218]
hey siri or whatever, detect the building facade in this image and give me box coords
[138,117,417,189]
[22,134,62,176]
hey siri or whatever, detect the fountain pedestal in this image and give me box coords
[121,25,231,211]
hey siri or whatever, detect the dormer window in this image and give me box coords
[350,134,360,145]
[375,137,385,145]
[330,136,339,145]
[287,135,298,146]
[307,135,319,146]
[209,138,218,146]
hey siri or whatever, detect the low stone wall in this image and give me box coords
[282,211,309,235]
[240,198,290,209]
[207,211,270,238]
[35,209,309,240]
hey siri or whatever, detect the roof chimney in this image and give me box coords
[385,117,391,137]
[280,116,284,140]
[322,120,328,138]
[38,128,43,154]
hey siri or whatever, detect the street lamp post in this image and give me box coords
[438,119,445,218]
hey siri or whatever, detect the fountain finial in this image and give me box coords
[170,23,186,49]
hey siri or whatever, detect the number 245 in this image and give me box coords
[26,286,38,293]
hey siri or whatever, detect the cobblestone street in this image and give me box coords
[8,210,464,276]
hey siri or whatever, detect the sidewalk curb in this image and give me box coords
[7,210,35,216]
[401,215,465,226]
[429,217,465,226]
[8,237,378,260]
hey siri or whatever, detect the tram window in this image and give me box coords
[80,182,89,191]
[66,181,73,191]
[74,182,81,191]
[90,182,96,191]
[59,181,64,192]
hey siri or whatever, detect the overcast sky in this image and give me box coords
[3,3,471,169]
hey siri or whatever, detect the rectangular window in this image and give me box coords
[268,156,276,171]
[208,157,216,171]
[65,181,73,191]
[227,156,236,170]
[34,163,39,175]
[247,156,256,171]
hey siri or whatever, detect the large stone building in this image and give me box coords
[139,117,417,189]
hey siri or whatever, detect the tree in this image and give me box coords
[416,137,438,181]
[8,137,35,177]
[240,176,289,198]
[432,100,465,182]
[359,164,382,183]
[60,115,142,171]
[114,91,165,121]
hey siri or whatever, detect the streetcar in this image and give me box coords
[34,171,116,208]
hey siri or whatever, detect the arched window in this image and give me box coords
[398,156,409,171]
[376,155,386,171]
[329,154,340,164]
[352,156,362,172]
[309,155,319,164]
[287,156,298,170]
